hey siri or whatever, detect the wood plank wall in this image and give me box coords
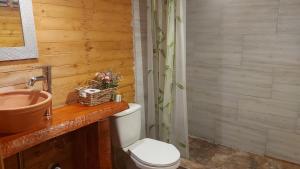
[0,0,135,107]
[0,6,24,47]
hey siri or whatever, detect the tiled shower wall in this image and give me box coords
[132,0,148,137]
[187,0,300,164]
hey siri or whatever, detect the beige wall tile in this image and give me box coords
[188,89,239,108]
[221,0,278,34]
[273,67,300,85]
[266,130,300,164]
[227,0,279,6]
[272,34,300,66]
[215,121,241,149]
[242,35,275,66]
[238,126,267,155]
[187,34,243,66]
[238,97,298,130]
[187,0,300,164]
[297,120,300,132]
[280,0,300,5]
[239,98,298,118]
[187,0,227,34]
[278,0,300,33]
[189,119,215,142]
[191,101,238,123]
[239,109,297,130]
[215,120,267,155]
[188,103,216,141]
[187,64,272,98]
[272,83,300,102]
[296,119,300,135]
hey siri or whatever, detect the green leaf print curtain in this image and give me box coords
[146,0,189,158]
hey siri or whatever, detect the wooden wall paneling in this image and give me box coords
[32,0,90,9]
[0,0,134,167]
[0,0,135,107]
[33,3,92,19]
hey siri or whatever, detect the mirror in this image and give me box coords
[0,0,24,47]
[0,0,38,61]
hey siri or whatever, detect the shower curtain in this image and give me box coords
[146,0,189,158]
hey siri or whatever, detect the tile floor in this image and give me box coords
[180,137,300,169]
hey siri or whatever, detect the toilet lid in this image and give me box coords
[128,138,180,167]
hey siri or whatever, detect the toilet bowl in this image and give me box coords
[111,103,180,169]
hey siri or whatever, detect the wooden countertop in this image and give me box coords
[0,101,129,159]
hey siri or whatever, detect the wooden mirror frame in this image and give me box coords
[0,0,38,61]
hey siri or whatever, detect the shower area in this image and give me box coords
[134,0,300,168]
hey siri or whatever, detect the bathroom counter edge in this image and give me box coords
[0,101,129,158]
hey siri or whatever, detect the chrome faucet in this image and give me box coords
[27,65,52,93]
[27,65,52,118]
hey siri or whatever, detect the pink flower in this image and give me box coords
[95,73,105,80]
[104,75,110,81]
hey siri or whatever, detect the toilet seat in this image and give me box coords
[128,138,180,169]
[131,156,180,169]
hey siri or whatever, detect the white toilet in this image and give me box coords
[111,103,181,169]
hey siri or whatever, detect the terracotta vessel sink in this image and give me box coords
[0,89,52,134]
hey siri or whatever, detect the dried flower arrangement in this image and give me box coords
[93,71,120,89]
[77,71,121,106]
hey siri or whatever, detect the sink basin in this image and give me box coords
[0,89,52,134]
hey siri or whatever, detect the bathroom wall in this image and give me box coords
[187,0,300,164]
[132,0,147,137]
[0,0,135,107]
[137,0,148,103]
[1,0,135,168]
[132,0,148,137]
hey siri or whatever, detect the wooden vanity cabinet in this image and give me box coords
[0,102,128,169]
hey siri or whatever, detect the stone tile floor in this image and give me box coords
[180,137,300,169]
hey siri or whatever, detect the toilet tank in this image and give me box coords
[111,103,142,148]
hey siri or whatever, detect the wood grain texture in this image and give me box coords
[4,129,117,169]
[0,155,4,169]
[2,155,17,169]
[0,0,135,106]
[98,119,112,169]
[72,127,89,169]
[0,101,129,159]
[72,121,111,169]
[21,133,73,169]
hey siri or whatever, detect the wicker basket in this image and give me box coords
[77,87,116,106]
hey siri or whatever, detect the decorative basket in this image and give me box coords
[77,87,116,106]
